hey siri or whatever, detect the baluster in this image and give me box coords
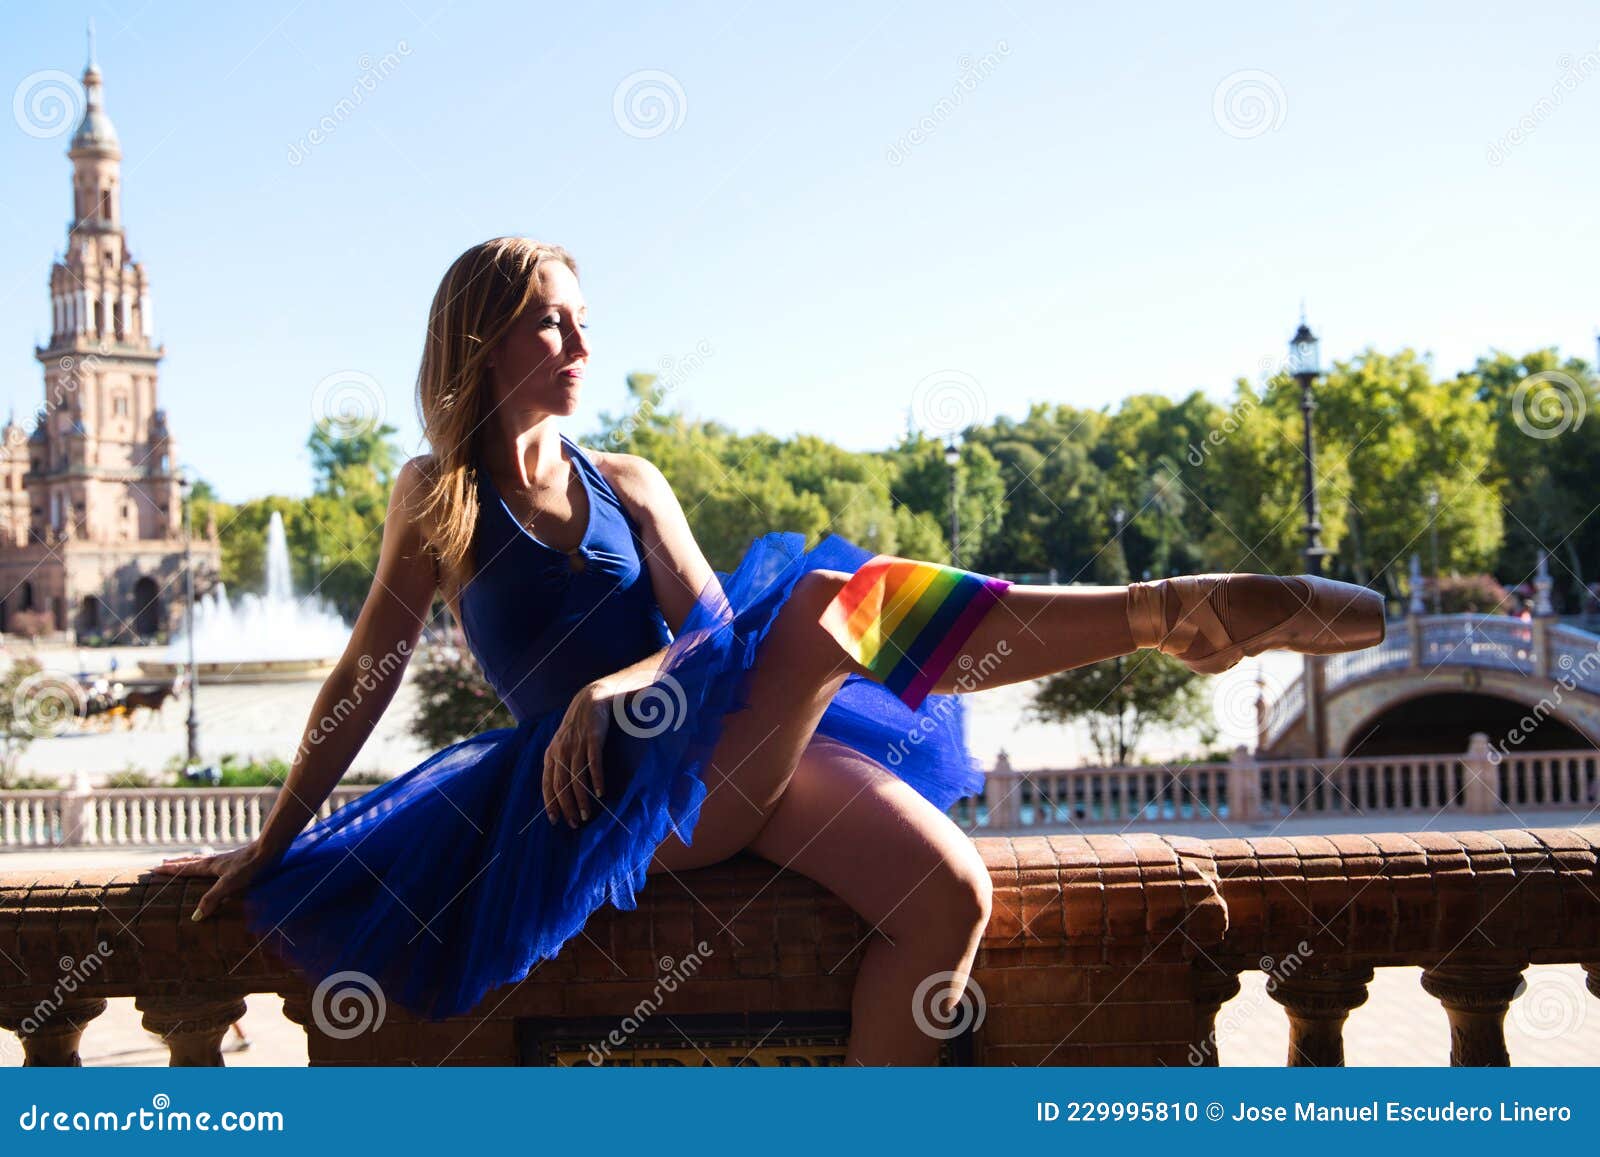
[1189,964,1242,1067]
[1266,966,1374,1066]
[135,995,248,1066]
[1419,962,1525,1065]
[0,998,108,1066]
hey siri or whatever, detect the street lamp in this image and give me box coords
[1288,316,1327,577]
[1110,502,1128,763]
[179,468,199,766]
[1289,314,1329,758]
[944,437,961,568]
[1426,487,1441,615]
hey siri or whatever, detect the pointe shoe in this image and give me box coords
[1125,573,1386,676]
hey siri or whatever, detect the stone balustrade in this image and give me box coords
[6,737,1594,851]
[2,823,1596,1066]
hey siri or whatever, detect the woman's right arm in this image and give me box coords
[151,456,443,914]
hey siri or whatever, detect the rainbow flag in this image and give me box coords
[818,555,1012,710]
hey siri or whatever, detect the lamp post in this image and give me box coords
[1288,315,1329,757]
[1111,503,1128,764]
[179,469,199,767]
[1426,486,1441,615]
[1288,318,1326,576]
[944,437,961,568]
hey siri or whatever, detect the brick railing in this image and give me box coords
[2,824,1597,1066]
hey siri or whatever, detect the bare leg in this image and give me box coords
[646,569,1143,871]
[640,565,1319,1063]
[744,736,991,1065]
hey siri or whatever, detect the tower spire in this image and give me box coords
[87,19,98,72]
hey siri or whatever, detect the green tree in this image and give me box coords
[409,634,515,748]
[1028,652,1214,766]
[1471,348,1598,608]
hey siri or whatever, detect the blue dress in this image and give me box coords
[241,433,988,1021]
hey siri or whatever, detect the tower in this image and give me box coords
[0,30,219,642]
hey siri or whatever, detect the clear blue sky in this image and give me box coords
[2,1,1597,503]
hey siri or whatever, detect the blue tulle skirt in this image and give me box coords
[241,531,986,1021]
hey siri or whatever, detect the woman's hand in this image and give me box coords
[148,840,280,922]
[544,680,614,828]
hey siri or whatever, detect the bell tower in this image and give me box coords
[0,28,218,641]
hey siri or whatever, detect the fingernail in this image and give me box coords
[190,909,202,922]
[579,808,589,821]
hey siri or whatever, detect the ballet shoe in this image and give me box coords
[1125,573,1386,676]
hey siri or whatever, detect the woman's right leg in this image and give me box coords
[744,735,992,1066]
[645,564,1343,870]
[645,567,1137,872]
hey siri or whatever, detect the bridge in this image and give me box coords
[1261,612,1600,759]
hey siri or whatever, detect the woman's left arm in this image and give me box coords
[541,452,722,828]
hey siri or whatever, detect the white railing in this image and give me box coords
[1324,620,1413,692]
[0,791,69,848]
[1262,676,1305,748]
[958,762,1234,830]
[1253,751,1469,817]
[1547,625,1600,694]
[0,785,376,849]
[1418,614,1535,675]
[1495,748,1600,809]
[958,744,1599,831]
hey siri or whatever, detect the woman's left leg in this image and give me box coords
[742,735,993,1066]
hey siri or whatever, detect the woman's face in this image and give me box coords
[486,261,590,416]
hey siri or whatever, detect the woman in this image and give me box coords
[152,236,1383,1065]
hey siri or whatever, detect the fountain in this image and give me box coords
[140,511,351,683]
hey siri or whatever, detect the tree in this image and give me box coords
[1471,348,1598,609]
[1028,651,1215,766]
[408,633,515,749]
[0,657,47,785]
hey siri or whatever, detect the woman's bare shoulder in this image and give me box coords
[589,448,671,521]
[392,454,439,514]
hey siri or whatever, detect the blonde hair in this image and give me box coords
[413,236,579,584]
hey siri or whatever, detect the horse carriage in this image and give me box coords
[70,672,184,732]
